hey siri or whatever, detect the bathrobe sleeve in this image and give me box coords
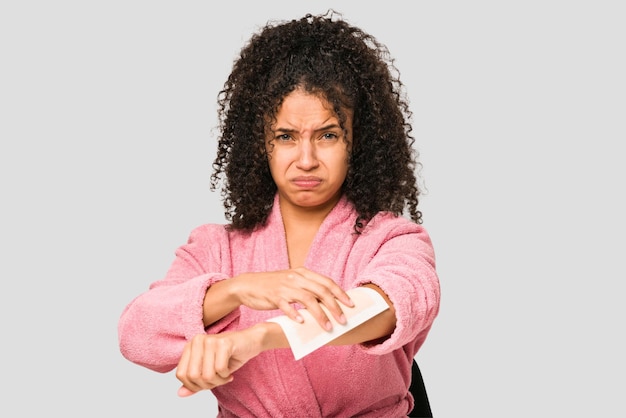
[351,213,440,356]
[117,224,238,373]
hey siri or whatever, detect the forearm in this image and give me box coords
[252,321,290,351]
[202,278,241,327]
[253,284,396,351]
[329,284,396,345]
[246,310,396,356]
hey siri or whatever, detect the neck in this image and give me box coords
[278,194,341,232]
[278,194,342,268]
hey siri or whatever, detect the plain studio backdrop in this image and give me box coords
[1,1,624,416]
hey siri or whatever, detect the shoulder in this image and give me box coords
[359,212,435,254]
[187,222,263,246]
[178,223,259,269]
[186,223,230,243]
[364,212,429,237]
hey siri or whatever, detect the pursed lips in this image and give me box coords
[291,176,322,188]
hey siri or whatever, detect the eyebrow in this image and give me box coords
[274,123,341,134]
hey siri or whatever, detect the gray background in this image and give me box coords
[1,1,624,416]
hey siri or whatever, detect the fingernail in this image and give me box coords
[325,321,332,331]
[339,314,346,324]
[296,315,304,323]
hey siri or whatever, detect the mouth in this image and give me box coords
[291,176,322,189]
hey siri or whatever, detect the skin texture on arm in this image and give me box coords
[328,283,396,346]
[258,283,395,351]
[177,283,395,396]
[202,267,355,331]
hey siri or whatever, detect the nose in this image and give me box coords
[296,140,319,170]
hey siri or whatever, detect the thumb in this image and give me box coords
[178,386,196,397]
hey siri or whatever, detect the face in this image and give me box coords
[266,89,351,214]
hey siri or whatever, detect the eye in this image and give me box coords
[321,132,339,141]
[275,133,293,142]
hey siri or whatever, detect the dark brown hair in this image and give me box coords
[211,10,422,232]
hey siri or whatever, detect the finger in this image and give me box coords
[212,339,235,380]
[194,336,230,391]
[302,288,345,327]
[296,268,354,308]
[330,286,354,308]
[178,336,233,393]
[276,299,304,323]
[196,340,230,390]
[176,342,191,380]
[178,386,196,397]
[293,278,349,326]
[176,338,203,395]
[317,293,348,326]
[297,292,334,331]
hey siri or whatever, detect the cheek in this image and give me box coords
[266,157,278,176]
[332,156,350,180]
[267,150,289,174]
[337,149,351,172]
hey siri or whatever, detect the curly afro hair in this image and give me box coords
[210,10,423,232]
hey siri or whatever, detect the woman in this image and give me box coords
[118,11,440,417]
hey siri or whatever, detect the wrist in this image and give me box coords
[227,274,248,306]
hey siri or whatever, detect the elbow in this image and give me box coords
[118,337,177,374]
[118,317,177,374]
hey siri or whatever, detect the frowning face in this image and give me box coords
[266,89,351,215]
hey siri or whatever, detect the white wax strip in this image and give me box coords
[266,287,389,360]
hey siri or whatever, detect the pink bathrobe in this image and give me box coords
[118,195,440,417]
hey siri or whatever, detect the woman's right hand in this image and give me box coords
[229,267,354,331]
